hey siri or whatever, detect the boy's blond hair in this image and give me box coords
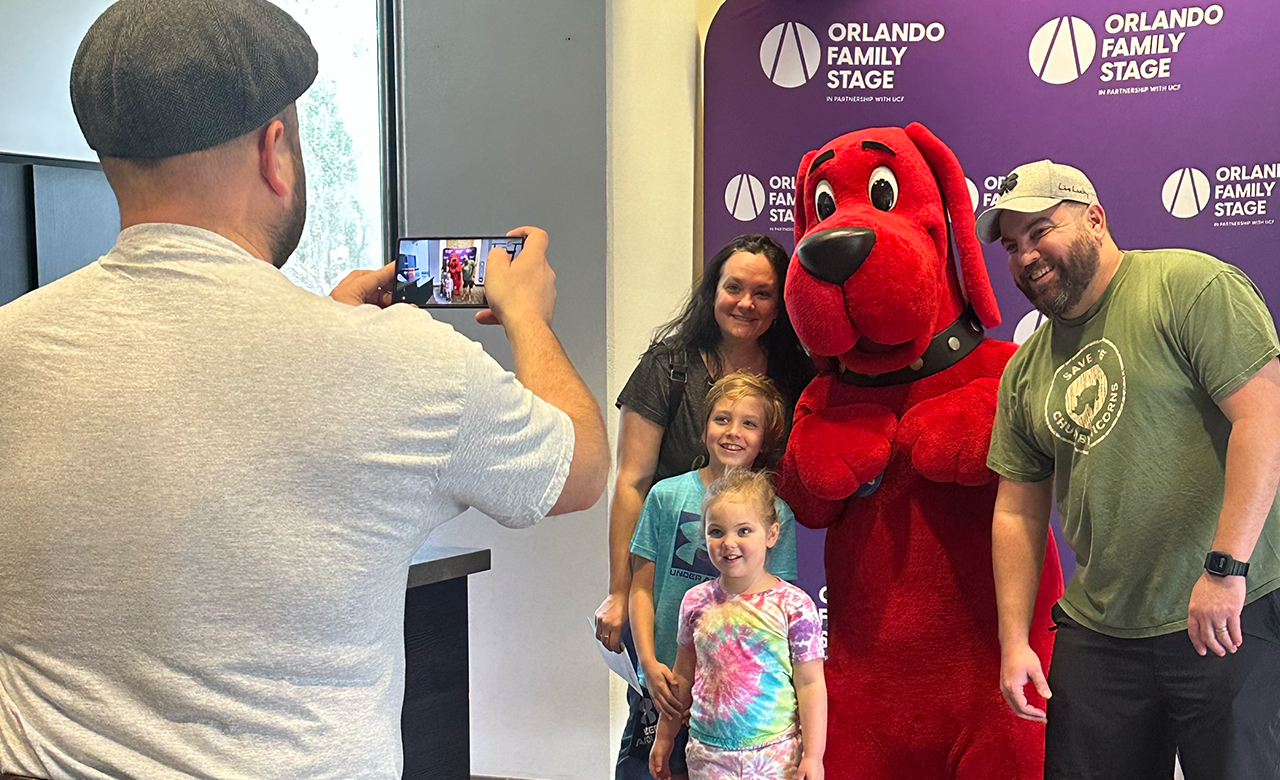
[704,371,786,469]
[701,467,779,529]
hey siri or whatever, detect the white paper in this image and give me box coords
[589,617,642,694]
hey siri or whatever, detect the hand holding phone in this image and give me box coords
[330,262,396,307]
[476,227,556,328]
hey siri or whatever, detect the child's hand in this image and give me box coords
[649,734,672,780]
[641,660,683,720]
[798,754,824,780]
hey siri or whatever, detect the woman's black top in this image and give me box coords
[615,341,812,482]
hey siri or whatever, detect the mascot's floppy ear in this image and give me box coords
[793,149,818,247]
[905,122,1001,328]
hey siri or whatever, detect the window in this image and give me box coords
[272,0,385,294]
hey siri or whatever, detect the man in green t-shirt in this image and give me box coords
[976,160,1280,779]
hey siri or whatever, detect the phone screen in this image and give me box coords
[393,236,524,308]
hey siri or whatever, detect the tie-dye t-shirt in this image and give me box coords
[677,578,824,750]
[630,471,799,678]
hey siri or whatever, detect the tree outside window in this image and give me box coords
[272,0,384,295]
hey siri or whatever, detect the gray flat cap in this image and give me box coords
[71,0,318,159]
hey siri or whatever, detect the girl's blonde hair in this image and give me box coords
[701,467,779,529]
[704,371,786,469]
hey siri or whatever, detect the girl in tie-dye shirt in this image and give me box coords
[650,469,827,780]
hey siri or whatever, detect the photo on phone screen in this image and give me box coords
[393,236,524,308]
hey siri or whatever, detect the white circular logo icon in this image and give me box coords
[1162,168,1211,218]
[965,177,979,212]
[1014,310,1049,345]
[760,22,820,88]
[1029,17,1097,84]
[725,174,766,221]
[1045,339,1126,454]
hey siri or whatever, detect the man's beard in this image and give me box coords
[1016,232,1100,318]
[267,144,307,269]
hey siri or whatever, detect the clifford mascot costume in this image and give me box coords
[777,123,1064,779]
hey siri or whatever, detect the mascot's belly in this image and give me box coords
[823,466,1002,657]
[819,460,1060,777]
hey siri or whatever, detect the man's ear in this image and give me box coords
[259,119,292,198]
[1085,202,1108,238]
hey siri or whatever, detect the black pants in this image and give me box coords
[1045,589,1280,780]
[613,623,689,779]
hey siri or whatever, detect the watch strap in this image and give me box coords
[1205,551,1250,577]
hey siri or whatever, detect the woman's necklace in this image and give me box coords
[718,346,768,378]
[700,344,769,382]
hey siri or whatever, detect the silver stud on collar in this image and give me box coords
[948,337,961,351]
[909,358,924,371]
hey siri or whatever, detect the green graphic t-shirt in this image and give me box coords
[989,249,1280,637]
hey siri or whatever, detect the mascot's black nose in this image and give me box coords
[796,227,876,285]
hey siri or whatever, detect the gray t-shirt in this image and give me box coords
[0,224,573,779]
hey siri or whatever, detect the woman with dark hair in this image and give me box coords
[596,234,814,780]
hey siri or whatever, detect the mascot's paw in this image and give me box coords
[791,403,897,500]
[896,378,999,486]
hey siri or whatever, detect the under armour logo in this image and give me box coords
[999,173,1019,196]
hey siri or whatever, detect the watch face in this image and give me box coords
[1207,552,1232,574]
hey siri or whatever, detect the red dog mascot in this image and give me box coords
[777,123,1063,778]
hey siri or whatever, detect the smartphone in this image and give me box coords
[393,236,524,308]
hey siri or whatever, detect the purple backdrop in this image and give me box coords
[704,0,1280,617]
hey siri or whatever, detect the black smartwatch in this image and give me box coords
[1204,551,1249,577]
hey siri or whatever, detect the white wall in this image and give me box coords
[0,0,112,159]
[414,0,716,774]
[602,1,729,774]
[605,0,702,767]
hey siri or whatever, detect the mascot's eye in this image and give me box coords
[814,179,837,221]
[867,166,899,212]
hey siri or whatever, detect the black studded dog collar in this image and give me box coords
[835,309,985,388]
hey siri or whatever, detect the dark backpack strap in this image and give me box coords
[663,338,688,428]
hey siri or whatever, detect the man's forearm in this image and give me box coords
[993,508,1050,647]
[1213,415,1280,561]
[504,318,608,508]
[505,319,603,437]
